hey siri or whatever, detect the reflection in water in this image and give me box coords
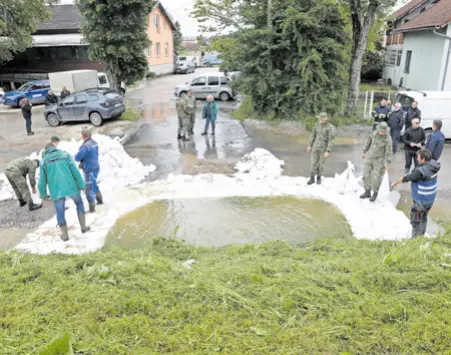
[106,196,351,248]
[204,136,218,160]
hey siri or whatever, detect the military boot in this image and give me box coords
[88,200,96,213]
[28,199,43,211]
[316,176,322,185]
[59,224,69,242]
[360,190,371,199]
[78,213,91,234]
[369,192,378,202]
[19,199,27,207]
[96,191,103,205]
[177,135,183,140]
[307,175,315,185]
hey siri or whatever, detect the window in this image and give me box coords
[33,84,43,90]
[395,94,414,110]
[154,14,160,33]
[146,46,150,57]
[165,43,169,56]
[75,94,88,104]
[89,94,99,101]
[98,75,108,85]
[164,20,167,30]
[404,50,412,73]
[156,42,161,57]
[220,76,229,86]
[191,77,206,86]
[208,76,220,86]
[385,49,397,66]
[62,96,74,106]
[396,50,402,66]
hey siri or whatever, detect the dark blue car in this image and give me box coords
[3,80,51,108]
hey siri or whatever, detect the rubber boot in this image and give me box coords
[78,213,91,233]
[307,175,315,185]
[96,191,103,205]
[360,190,371,199]
[59,224,69,242]
[201,132,207,136]
[19,199,27,207]
[89,200,96,213]
[183,136,190,141]
[370,192,378,202]
[177,135,183,140]
[28,199,43,211]
[316,176,322,185]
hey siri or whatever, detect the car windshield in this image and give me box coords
[396,94,415,110]
[178,57,187,61]
[17,82,33,91]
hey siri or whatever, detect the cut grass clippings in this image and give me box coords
[2,235,451,354]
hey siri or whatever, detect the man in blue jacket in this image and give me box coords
[392,148,440,238]
[405,101,422,130]
[426,120,445,161]
[387,103,405,153]
[372,98,390,131]
[74,129,102,213]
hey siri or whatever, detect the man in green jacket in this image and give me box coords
[182,90,197,135]
[38,144,90,242]
[201,95,218,136]
[5,158,42,210]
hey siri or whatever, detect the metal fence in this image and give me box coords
[341,90,398,120]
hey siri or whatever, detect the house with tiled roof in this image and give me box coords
[383,0,451,91]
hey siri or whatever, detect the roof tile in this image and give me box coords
[392,0,427,19]
[398,0,451,31]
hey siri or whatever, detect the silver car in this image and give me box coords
[174,72,235,101]
[44,89,125,127]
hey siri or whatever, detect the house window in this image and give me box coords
[396,50,402,66]
[145,46,150,57]
[164,43,169,56]
[154,14,160,33]
[384,49,397,66]
[405,50,412,73]
[156,42,161,57]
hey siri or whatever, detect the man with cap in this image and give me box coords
[387,102,405,153]
[307,112,335,185]
[392,148,440,238]
[426,120,445,161]
[403,118,426,174]
[5,158,42,210]
[74,129,102,212]
[360,122,393,202]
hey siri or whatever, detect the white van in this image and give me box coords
[396,90,451,138]
[174,72,234,101]
[97,72,126,96]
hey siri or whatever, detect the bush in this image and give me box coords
[231,96,254,121]
[121,108,140,121]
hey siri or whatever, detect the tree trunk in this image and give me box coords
[346,1,378,115]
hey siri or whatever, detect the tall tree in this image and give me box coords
[76,0,154,88]
[0,0,57,64]
[173,21,183,54]
[346,0,395,113]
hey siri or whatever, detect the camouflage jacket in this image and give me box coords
[182,95,196,115]
[309,122,335,152]
[175,99,187,118]
[6,158,37,189]
[363,131,393,165]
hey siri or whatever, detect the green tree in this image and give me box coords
[76,0,155,88]
[193,0,348,119]
[173,21,183,54]
[0,0,57,64]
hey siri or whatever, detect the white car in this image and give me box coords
[174,72,235,101]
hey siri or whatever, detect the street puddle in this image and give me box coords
[106,196,351,248]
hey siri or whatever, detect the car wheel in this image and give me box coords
[179,91,187,98]
[219,91,230,101]
[89,112,103,126]
[47,113,61,127]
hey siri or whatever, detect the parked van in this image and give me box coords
[396,90,451,138]
[174,72,234,101]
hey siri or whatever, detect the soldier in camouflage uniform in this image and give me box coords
[176,98,190,141]
[360,122,393,202]
[307,112,335,185]
[182,90,197,135]
[5,158,42,211]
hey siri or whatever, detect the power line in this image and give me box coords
[165,0,194,15]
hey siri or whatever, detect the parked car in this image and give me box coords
[396,90,451,138]
[3,80,51,108]
[202,55,223,67]
[174,72,234,101]
[44,89,125,127]
[174,61,196,74]
[0,88,4,104]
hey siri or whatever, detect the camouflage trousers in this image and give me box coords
[188,113,196,133]
[5,170,30,202]
[310,149,326,176]
[178,115,190,138]
[363,158,386,192]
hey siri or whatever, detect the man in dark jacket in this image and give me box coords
[45,90,58,106]
[405,101,422,130]
[74,129,102,213]
[392,148,440,238]
[403,118,426,174]
[372,98,390,131]
[426,120,445,161]
[61,86,71,99]
[20,98,34,136]
[388,102,405,153]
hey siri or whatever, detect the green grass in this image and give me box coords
[121,108,140,122]
[360,83,396,92]
[231,96,253,121]
[2,234,451,354]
